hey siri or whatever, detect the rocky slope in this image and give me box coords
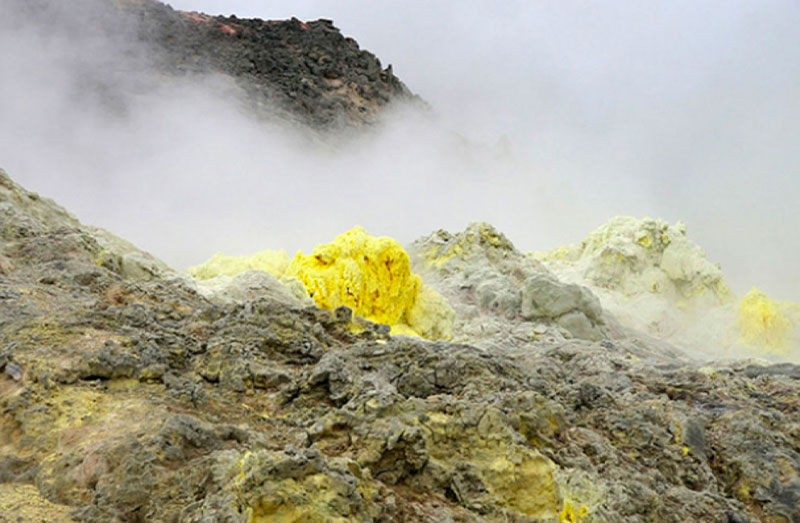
[4,164,800,522]
[7,0,418,129]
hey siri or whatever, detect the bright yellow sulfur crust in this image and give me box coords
[186,227,454,340]
[286,227,428,333]
[737,288,795,355]
[559,501,589,522]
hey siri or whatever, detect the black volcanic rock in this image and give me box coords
[132,1,419,127]
[6,0,420,129]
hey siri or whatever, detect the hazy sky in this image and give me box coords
[2,1,799,300]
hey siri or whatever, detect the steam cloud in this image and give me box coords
[2,0,799,301]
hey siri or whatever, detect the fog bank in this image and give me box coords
[2,0,799,301]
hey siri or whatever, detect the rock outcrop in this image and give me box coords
[410,223,607,348]
[536,216,800,360]
[6,0,420,129]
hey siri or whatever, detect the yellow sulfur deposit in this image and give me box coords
[286,227,454,338]
[187,250,290,280]
[187,227,454,340]
[415,409,562,520]
[737,288,796,355]
[559,501,589,523]
[286,227,421,327]
[0,484,74,522]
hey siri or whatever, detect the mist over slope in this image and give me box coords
[165,0,800,302]
[4,0,799,302]
[0,0,439,268]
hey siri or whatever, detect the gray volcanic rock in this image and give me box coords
[409,223,608,347]
[4,168,800,521]
[192,270,314,308]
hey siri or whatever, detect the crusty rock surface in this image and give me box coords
[409,223,608,348]
[4,168,800,522]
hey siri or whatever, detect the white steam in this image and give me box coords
[2,0,799,302]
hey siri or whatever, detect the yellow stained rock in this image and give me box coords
[187,250,290,280]
[405,285,455,340]
[0,484,74,523]
[483,451,561,518]
[286,226,421,328]
[186,227,454,340]
[559,501,589,523]
[535,216,733,305]
[737,288,796,354]
[418,409,563,520]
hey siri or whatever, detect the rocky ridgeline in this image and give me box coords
[4,165,800,522]
[7,0,419,128]
[136,1,420,127]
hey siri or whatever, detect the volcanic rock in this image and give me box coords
[4,3,800,520]
[410,222,608,347]
[6,0,420,129]
[6,166,800,521]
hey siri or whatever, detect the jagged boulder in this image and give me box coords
[410,222,607,344]
[521,274,604,341]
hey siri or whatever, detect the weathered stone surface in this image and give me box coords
[521,274,604,340]
[410,222,607,346]
[193,269,314,308]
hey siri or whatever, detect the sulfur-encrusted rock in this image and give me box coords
[188,226,456,340]
[536,217,731,304]
[5,166,800,522]
[737,287,800,356]
[410,222,607,345]
[536,216,769,358]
